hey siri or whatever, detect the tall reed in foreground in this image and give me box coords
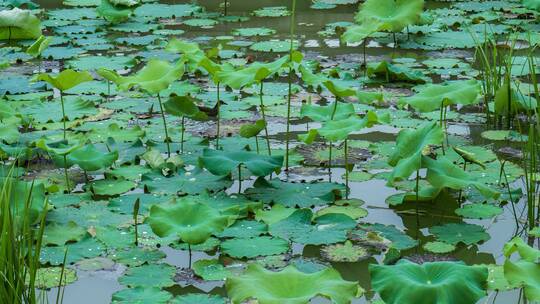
[0,170,47,304]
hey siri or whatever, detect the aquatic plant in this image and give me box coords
[0,8,41,42]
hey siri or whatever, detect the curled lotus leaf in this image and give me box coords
[387,121,443,183]
[0,8,41,40]
[355,0,424,33]
[65,143,118,172]
[400,80,481,112]
[114,59,185,95]
[226,263,363,304]
[146,199,229,245]
[36,69,93,92]
[369,259,488,304]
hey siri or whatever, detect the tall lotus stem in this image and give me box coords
[180,116,185,154]
[216,82,221,150]
[133,198,140,246]
[259,82,271,155]
[60,92,67,140]
[328,142,332,182]
[344,139,349,199]
[156,93,171,158]
[415,169,420,240]
[285,0,297,171]
[188,244,192,269]
[237,164,242,194]
[63,155,70,193]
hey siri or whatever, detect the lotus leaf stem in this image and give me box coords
[259,82,271,155]
[157,93,171,158]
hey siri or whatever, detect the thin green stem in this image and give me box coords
[259,82,271,155]
[328,142,332,182]
[237,164,242,194]
[63,155,70,193]
[216,82,221,150]
[180,116,185,154]
[344,139,349,199]
[285,0,297,172]
[60,92,66,140]
[157,93,171,158]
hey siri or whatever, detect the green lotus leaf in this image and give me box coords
[523,0,540,11]
[89,178,136,196]
[232,27,276,37]
[503,237,540,301]
[88,123,145,142]
[192,259,232,281]
[146,199,229,245]
[315,205,368,219]
[341,22,381,43]
[0,8,41,40]
[166,39,205,70]
[318,111,388,141]
[451,146,487,169]
[355,223,417,250]
[423,156,499,199]
[269,209,356,245]
[35,139,82,157]
[502,87,538,115]
[422,241,456,254]
[40,236,105,265]
[355,0,424,33]
[112,287,172,304]
[429,223,490,245]
[36,69,93,92]
[142,169,232,195]
[163,95,208,120]
[369,259,488,304]
[114,59,185,95]
[221,236,289,258]
[171,293,226,304]
[0,177,46,224]
[43,221,87,246]
[252,6,290,17]
[31,267,77,289]
[200,148,283,177]
[96,0,132,23]
[112,247,166,266]
[400,80,481,112]
[216,55,289,89]
[26,35,52,57]
[455,203,503,219]
[118,263,176,288]
[254,204,295,225]
[321,240,370,262]
[65,143,118,172]
[226,263,362,304]
[367,61,426,84]
[110,0,139,6]
[300,102,355,122]
[388,121,443,183]
[323,80,355,98]
[217,219,267,238]
[239,119,266,138]
[245,177,345,208]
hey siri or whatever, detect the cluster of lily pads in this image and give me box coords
[1,0,540,303]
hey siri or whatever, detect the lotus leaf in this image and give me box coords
[118,263,176,288]
[65,143,118,172]
[245,178,345,208]
[423,156,499,199]
[42,221,87,246]
[32,267,77,289]
[321,241,370,262]
[429,223,490,245]
[220,236,289,258]
[37,69,93,92]
[113,59,185,95]
[171,294,226,304]
[26,35,52,57]
[112,287,172,304]
[200,149,283,177]
[146,199,229,244]
[301,102,355,122]
[369,259,488,304]
[400,80,481,112]
[503,237,540,301]
[96,0,132,24]
[192,259,232,281]
[388,121,443,183]
[226,263,362,304]
[142,169,232,195]
[269,209,356,245]
[0,8,41,40]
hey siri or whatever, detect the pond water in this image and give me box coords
[1,0,537,303]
